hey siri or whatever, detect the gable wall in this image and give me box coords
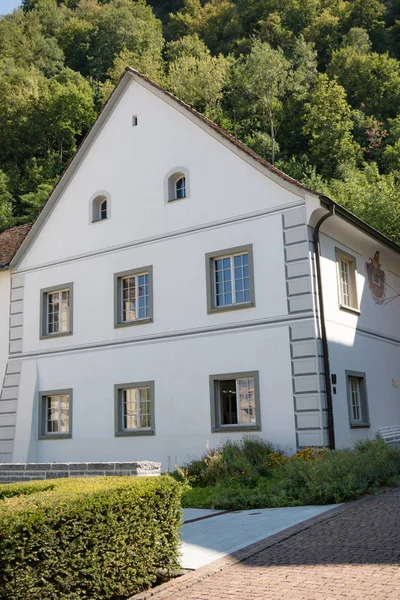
[18,79,303,271]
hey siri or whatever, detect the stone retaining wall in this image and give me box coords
[0,461,161,483]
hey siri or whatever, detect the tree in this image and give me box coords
[167,34,229,118]
[0,171,14,232]
[302,74,361,176]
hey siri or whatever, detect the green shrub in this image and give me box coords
[180,436,400,510]
[0,476,181,600]
[178,436,278,487]
[0,479,56,500]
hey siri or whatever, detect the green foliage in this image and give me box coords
[0,0,400,243]
[175,436,278,487]
[0,476,181,600]
[180,437,400,510]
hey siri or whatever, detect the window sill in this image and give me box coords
[339,304,360,316]
[39,434,72,440]
[91,217,108,223]
[208,301,255,315]
[114,318,152,329]
[40,331,72,340]
[115,430,154,437]
[212,424,260,433]
[350,423,370,429]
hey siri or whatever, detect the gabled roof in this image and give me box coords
[4,67,400,268]
[0,223,32,268]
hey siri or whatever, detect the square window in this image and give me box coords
[40,283,73,339]
[39,389,72,439]
[206,245,255,313]
[114,266,153,328]
[346,371,370,428]
[210,371,261,432]
[336,249,359,312]
[115,381,155,436]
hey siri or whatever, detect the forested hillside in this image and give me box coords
[1,0,400,242]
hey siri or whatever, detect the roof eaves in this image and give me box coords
[319,195,400,255]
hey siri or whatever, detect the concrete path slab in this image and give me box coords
[182,508,226,523]
[180,504,336,569]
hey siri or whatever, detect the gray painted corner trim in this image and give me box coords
[38,388,73,440]
[335,247,359,312]
[205,244,255,314]
[345,370,370,429]
[114,380,155,436]
[113,266,153,328]
[40,282,73,340]
[209,370,261,433]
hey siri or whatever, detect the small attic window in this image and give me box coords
[167,170,189,202]
[132,115,138,127]
[92,194,109,222]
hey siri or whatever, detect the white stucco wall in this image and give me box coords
[319,218,400,447]
[7,77,310,466]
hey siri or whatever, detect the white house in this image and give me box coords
[0,68,399,468]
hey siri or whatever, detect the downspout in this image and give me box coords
[313,205,336,450]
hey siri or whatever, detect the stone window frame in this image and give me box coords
[40,282,73,340]
[114,380,155,437]
[90,190,111,223]
[335,248,360,314]
[38,388,73,440]
[164,167,190,203]
[205,244,255,314]
[346,370,370,428]
[209,370,261,433]
[114,266,154,328]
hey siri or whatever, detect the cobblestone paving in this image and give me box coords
[137,489,400,600]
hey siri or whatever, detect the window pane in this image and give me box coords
[237,378,256,424]
[48,292,60,334]
[46,396,58,432]
[219,379,237,425]
[60,290,70,332]
[139,387,151,428]
[122,276,136,322]
[234,253,250,304]
[59,395,70,433]
[176,177,186,199]
[123,388,138,429]
[100,200,107,219]
[349,377,362,421]
[137,274,149,319]
[215,259,233,307]
[340,259,351,306]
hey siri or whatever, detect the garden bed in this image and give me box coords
[175,436,400,510]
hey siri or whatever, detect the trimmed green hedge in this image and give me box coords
[0,476,181,600]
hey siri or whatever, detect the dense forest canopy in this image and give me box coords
[1,0,400,242]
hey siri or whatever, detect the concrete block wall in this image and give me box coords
[0,461,160,483]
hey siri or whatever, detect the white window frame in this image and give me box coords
[210,371,261,433]
[114,381,155,436]
[336,248,359,312]
[164,167,190,203]
[40,283,73,339]
[114,266,153,328]
[175,176,186,199]
[346,371,370,428]
[39,389,72,439]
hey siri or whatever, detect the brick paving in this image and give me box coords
[134,488,400,600]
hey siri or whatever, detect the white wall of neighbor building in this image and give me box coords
[319,218,400,447]
[18,325,296,467]
[0,271,10,385]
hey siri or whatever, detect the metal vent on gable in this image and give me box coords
[132,115,138,127]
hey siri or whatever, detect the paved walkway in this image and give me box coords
[134,487,400,600]
[181,505,336,569]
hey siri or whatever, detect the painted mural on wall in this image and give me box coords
[365,251,386,304]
